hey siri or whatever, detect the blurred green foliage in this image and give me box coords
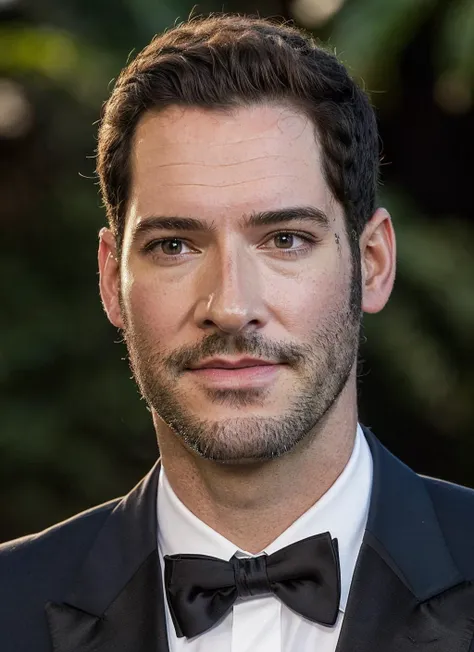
[1,0,473,541]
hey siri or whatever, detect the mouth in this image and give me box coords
[188,357,277,370]
[185,358,284,389]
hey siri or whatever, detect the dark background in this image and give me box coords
[1,0,473,542]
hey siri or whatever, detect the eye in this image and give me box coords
[161,238,187,255]
[264,231,316,255]
[273,233,298,249]
[144,238,193,256]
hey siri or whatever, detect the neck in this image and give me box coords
[155,383,358,554]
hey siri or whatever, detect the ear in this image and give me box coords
[98,228,125,328]
[360,208,396,314]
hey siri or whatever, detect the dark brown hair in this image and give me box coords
[97,14,379,257]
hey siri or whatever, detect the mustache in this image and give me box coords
[162,331,307,372]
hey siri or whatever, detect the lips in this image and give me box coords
[189,358,276,370]
[185,358,282,390]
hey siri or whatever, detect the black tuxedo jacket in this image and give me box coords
[1,427,474,651]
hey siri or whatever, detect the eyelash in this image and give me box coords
[142,232,318,261]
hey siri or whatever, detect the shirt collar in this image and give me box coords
[157,424,373,613]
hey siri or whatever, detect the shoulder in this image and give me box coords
[0,499,121,650]
[0,498,120,600]
[422,474,474,579]
[423,473,474,502]
[422,473,474,518]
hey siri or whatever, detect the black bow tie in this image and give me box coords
[164,532,341,639]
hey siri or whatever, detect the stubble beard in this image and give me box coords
[120,275,362,465]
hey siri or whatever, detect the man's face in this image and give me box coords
[117,103,361,463]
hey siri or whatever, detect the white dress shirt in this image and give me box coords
[157,424,373,652]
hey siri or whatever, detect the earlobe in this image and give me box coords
[98,228,125,329]
[361,208,396,315]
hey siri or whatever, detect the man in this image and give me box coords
[1,13,473,652]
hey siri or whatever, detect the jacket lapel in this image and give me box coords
[45,461,170,652]
[336,428,474,652]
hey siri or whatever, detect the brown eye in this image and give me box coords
[274,233,294,249]
[161,239,183,255]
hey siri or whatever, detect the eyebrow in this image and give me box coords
[131,206,330,242]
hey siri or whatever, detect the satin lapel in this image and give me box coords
[46,550,169,652]
[336,538,474,652]
[336,429,474,652]
[45,462,170,652]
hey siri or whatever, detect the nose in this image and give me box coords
[193,245,268,335]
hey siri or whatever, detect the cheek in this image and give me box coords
[122,271,186,339]
[271,268,345,337]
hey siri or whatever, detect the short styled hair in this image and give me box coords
[96,14,379,256]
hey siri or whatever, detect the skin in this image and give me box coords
[99,103,396,552]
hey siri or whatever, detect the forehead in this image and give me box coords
[127,103,338,228]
